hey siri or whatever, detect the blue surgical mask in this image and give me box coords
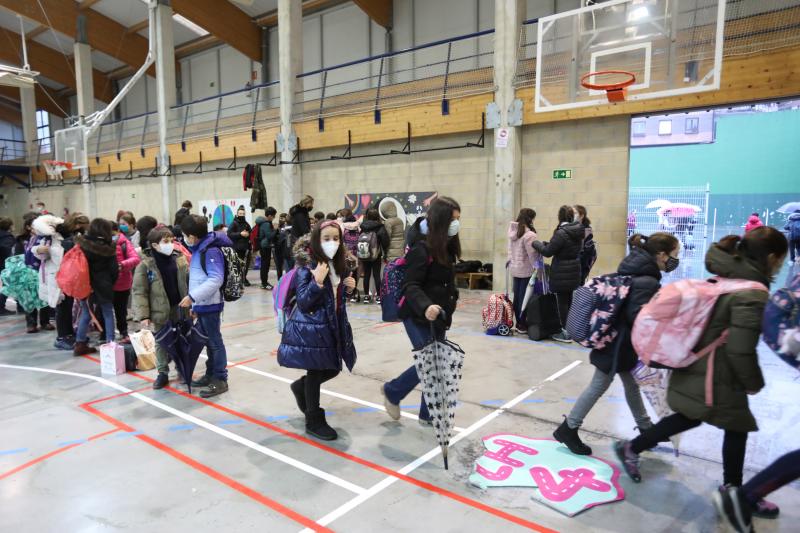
[447,219,460,237]
[119,224,129,234]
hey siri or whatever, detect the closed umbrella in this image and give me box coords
[777,202,800,214]
[154,314,208,393]
[521,258,545,311]
[412,316,465,470]
[631,361,681,455]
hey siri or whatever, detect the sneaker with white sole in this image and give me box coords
[712,485,753,533]
[380,385,401,420]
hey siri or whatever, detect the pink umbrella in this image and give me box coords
[658,206,699,218]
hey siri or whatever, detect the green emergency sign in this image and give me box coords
[553,169,572,180]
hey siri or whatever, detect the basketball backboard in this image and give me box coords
[534,0,726,112]
[54,126,88,169]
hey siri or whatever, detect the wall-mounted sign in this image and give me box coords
[553,169,573,180]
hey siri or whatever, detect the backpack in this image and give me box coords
[274,268,298,333]
[357,231,379,260]
[481,294,514,336]
[789,219,800,241]
[566,274,633,349]
[381,257,408,322]
[56,246,92,300]
[343,227,360,255]
[250,223,260,250]
[455,260,482,274]
[173,241,192,262]
[632,277,768,405]
[762,272,800,369]
[200,246,245,302]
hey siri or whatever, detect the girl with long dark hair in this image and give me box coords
[381,197,461,425]
[574,205,597,284]
[507,208,539,334]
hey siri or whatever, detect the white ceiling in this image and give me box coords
[90,49,125,72]
[229,0,278,19]
[32,29,75,56]
[89,0,149,29]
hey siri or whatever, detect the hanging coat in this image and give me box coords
[250,164,268,212]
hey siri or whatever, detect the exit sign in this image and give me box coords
[553,169,572,180]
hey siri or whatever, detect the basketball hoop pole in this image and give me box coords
[17,15,29,71]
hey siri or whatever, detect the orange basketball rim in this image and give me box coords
[581,70,636,103]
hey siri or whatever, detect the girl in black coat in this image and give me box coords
[533,205,585,342]
[227,205,253,286]
[74,218,119,356]
[381,197,461,425]
[553,232,680,455]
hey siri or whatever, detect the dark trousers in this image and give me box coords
[260,247,272,286]
[631,412,748,486]
[26,306,51,328]
[361,259,382,296]
[55,296,74,339]
[742,449,800,503]
[274,249,285,280]
[554,291,573,328]
[112,289,130,336]
[196,311,228,381]
[305,369,340,412]
[790,239,800,262]
[511,276,529,329]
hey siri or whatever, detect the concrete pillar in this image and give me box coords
[19,86,36,163]
[74,14,97,217]
[155,0,177,224]
[278,0,303,211]
[491,0,524,271]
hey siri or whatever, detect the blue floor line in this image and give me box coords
[0,448,28,456]
[216,419,244,426]
[563,398,577,403]
[479,399,504,406]
[352,407,380,413]
[167,424,195,431]
[114,431,142,438]
[265,415,289,422]
[57,439,87,447]
[522,398,546,404]
[400,404,420,409]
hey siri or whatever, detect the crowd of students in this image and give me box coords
[0,195,798,533]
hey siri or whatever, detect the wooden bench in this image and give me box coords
[455,272,492,290]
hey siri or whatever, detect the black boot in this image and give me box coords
[305,408,337,441]
[553,419,592,455]
[290,377,307,413]
[153,372,169,390]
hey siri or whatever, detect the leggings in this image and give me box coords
[112,290,130,336]
[742,449,800,503]
[305,369,340,412]
[361,259,382,296]
[554,291,572,328]
[630,412,748,486]
[567,368,652,430]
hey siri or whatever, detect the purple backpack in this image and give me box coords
[566,274,633,349]
[274,268,298,334]
[344,228,360,256]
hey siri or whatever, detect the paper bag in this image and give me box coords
[130,329,157,370]
[100,342,126,376]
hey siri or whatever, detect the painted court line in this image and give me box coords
[0,364,366,495]
[302,360,582,532]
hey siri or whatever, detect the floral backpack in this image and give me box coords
[566,274,633,349]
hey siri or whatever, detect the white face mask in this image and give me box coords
[447,219,460,237]
[321,241,339,259]
[156,242,174,256]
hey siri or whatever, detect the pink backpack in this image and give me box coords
[632,277,768,405]
[482,293,514,336]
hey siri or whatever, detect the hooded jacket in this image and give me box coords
[112,232,141,292]
[255,216,277,249]
[132,248,189,325]
[667,244,770,433]
[744,215,764,233]
[32,215,66,308]
[289,204,311,240]
[277,235,357,372]
[76,234,119,304]
[589,247,662,374]
[227,216,252,255]
[533,221,585,293]
[506,222,539,279]
[380,202,405,261]
[188,231,233,313]
[0,228,13,271]
[358,219,390,260]
[784,211,800,240]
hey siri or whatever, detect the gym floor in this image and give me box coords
[1,271,798,532]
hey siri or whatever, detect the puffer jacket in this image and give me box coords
[589,247,662,374]
[132,249,189,325]
[188,231,232,313]
[533,221,584,293]
[380,202,405,261]
[32,214,65,308]
[667,244,770,433]
[507,222,539,279]
[359,219,390,260]
[227,217,252,255]
[744,215,764,233]
[112,233,141,292]
[255,216,277,249]
[277,236,357,372]
[398,217,459,329]
[76,234,119,304]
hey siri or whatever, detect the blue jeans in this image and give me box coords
[383,318,444,422]
[511,276,529,329]
[76,300,115,343]
[196,311,228,381]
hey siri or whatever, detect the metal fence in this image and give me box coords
[0,138,28,162]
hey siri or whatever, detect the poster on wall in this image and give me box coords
[344,192,438,228]
[198,198,253,231]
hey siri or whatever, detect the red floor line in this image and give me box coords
[0,329,28,341]
[0,428,121,481]
[227,357,258,369]
[81,354,101,363]
[85,386,153,406]
[371,321,402,330]
[221,316,273,330]
[79,403,332,532]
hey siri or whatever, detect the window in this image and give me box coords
[658,119,672,136]
[36,110,50,152]
[632,120,646,137]
[685,117,699,134]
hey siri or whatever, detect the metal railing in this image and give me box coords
[0,138,28,162]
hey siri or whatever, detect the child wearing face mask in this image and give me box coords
[616,227,789,498]
[553,232,680,456]
[277,220,357,441]
[110,222,141,343]
[227,205,253,287]
[132,227,190,390]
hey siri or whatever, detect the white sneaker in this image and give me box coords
[380,385,401,420]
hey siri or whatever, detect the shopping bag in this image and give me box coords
[100,342,126,376]
[130,329,157,370]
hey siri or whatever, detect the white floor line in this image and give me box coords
[300,359,583,531]
[0,363,366,495]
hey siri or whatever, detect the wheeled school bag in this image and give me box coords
[481,268,513,336]
[357,231,379,260]
[200,246,246,302]
[566,274,633,349]
[525,270,561,341]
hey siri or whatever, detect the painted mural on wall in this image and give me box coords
[344,191,438,228]
[198,198,253,232]
[469,434,624,516]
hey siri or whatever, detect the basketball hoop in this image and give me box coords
[580,70,636,103]
[42,160,73,181]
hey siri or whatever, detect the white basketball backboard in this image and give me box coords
[534,0,726,112]
[54,126,88,169]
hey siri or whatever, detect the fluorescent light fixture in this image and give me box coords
[172,14,209,36]
[628,6,649,21]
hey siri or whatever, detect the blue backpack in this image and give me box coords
[762,272,800,370]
